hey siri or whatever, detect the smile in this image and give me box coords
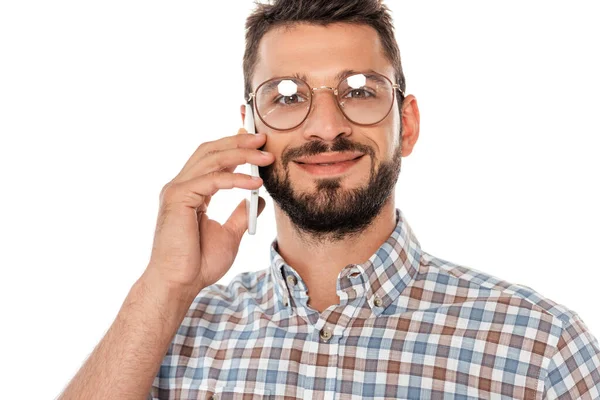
[293,155,364,176]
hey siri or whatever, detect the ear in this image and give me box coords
[400,94,420,157]
[240,104,246,125]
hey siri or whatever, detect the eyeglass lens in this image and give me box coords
[255,73,395,130]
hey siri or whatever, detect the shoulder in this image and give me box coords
[184,268,271,320]
[161,268,271,349]
[420,251,600,392]
[418,250,580,324]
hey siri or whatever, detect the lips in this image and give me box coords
[294,152,364,166]
[294,156,363,176]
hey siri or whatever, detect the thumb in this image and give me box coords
[224,196,267,240]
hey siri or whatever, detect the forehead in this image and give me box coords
[253,23,394,88]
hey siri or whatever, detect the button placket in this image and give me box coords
[283,275,297,309]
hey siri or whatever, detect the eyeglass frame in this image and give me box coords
[246,71,405,131]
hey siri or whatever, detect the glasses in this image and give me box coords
[247,71,404,131]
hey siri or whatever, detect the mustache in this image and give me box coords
[281,137,375,166]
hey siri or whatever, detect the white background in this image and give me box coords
[1,1,599,398]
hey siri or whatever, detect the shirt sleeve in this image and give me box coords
[543,312,600,399]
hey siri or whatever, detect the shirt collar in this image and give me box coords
[269,208,422,316]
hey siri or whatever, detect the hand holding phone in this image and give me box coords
[145,121,272,300]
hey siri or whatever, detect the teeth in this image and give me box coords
[318,163,334,166]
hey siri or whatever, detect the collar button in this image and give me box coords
[286,275,298,286]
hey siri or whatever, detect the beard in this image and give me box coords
[259,134,402,242]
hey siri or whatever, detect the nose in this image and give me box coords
[301,87,352,142]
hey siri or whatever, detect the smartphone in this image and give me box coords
[244,103,259,235]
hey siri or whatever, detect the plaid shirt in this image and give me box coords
[150,209,600,399]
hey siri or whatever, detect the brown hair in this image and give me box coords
[243,0,406,111]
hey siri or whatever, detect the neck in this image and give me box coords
[273,197,397,313]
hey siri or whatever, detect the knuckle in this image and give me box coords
[210,152,225,168]
[197,142,207,154]
[205,170,221,179]
[160,181,173,197]
[206,173,221,193]
[214,149,247,169]
[205,171,226,189]
[205,148,219,159]
[159,181,178,204]
[197,140,214,155]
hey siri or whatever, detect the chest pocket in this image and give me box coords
[195,386,271,400]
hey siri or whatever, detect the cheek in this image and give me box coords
[388,108,402,151]
[392,134,401,155]
[263,137,294,168]
[266,150,287,176]
[386,124,402,158]
[373,135,397,162]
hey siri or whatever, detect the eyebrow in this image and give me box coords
[293,69,383,86]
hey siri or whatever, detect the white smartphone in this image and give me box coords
[244,103,260,235]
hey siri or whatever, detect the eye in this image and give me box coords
[274,93,307,105]
[343,88,374,99]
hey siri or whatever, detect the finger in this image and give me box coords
[198,190,215,212]
[178,129,267,177]
[223,196,267,241]
[161,172,263,211]
[223,129,265,175]
[187,148,273,179]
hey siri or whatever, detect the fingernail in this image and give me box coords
[260,151,270,156]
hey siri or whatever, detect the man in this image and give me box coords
[59,0,600,399]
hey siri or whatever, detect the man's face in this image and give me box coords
[247,23,417,241]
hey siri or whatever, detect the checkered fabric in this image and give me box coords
[150,209,600,399]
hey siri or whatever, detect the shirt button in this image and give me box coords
[283,297,289,307]
[286,275,298,286]
[209,395,218,400]
[373,296,383,307]
[320,327,332,342]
